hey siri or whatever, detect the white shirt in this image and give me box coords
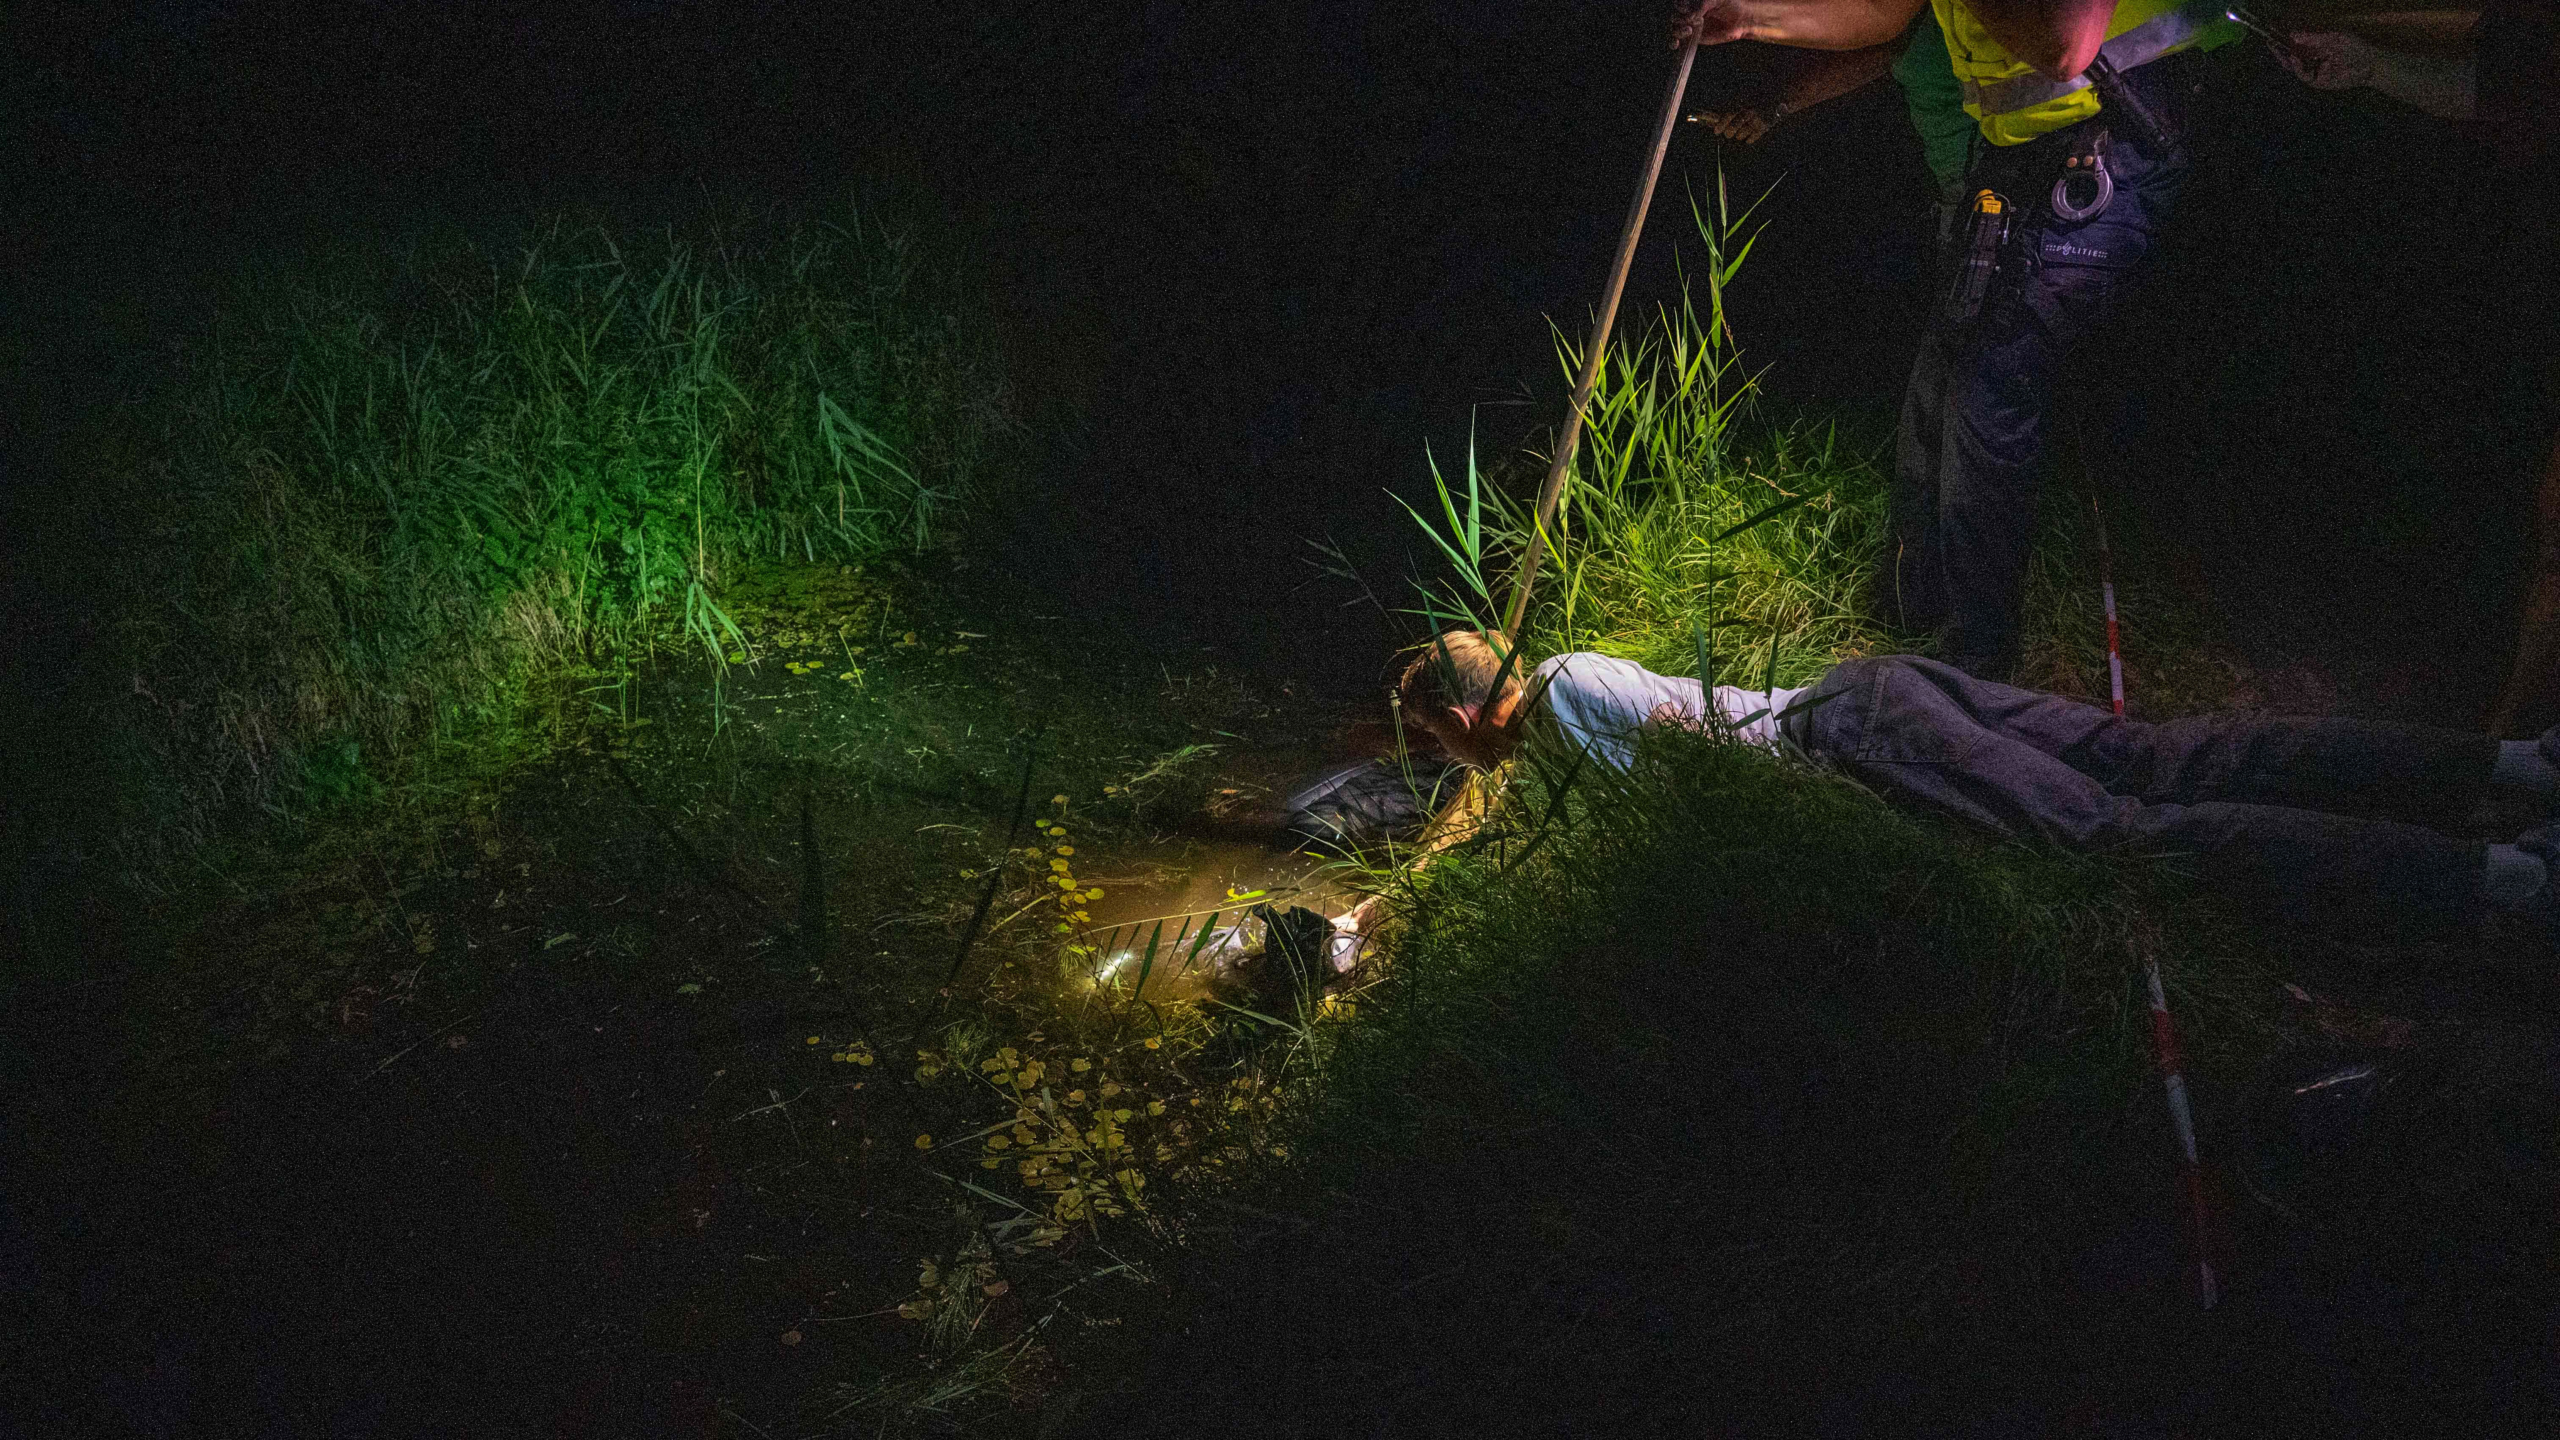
[1531,652,1805,771]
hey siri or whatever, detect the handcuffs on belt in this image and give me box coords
[2050,128,2115,224]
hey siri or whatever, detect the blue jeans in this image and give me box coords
[1785,656,2497,935]
[1888,53,2206,673]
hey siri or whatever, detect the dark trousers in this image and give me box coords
[1786,656,2498,935]
[1888,54,2204,672]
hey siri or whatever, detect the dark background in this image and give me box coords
[3,2,2552,1432]
[7,3,2541,710]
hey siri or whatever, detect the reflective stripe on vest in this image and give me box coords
[1957,1,2218,116]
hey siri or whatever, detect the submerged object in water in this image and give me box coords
[1249,904,1344,1015]
[1280,756,1464,854]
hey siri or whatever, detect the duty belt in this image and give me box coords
[1959,0,2220,116]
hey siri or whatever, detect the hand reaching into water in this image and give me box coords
[1329,896,1382,972]
[1334,894,1381,936]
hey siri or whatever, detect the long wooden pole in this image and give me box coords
[1502,37,1701,636]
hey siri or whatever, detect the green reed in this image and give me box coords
[97,207,1011,873]
[1403,181,1901,695]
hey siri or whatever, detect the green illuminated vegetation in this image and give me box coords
[1467,186,1897,688]
[95,208,1007,873]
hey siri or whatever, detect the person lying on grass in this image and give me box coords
[1339,629,2560,949]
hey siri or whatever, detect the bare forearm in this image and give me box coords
[1782,42,1900,107]
[2286,30,2482,121]
[1721,0,1931,51]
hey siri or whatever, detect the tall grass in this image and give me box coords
[1407,182,2238,706]
[1408,184,1902,692]
[2015,493,2251,716]
[96,208,1011,874]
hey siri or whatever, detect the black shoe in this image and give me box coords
[1249,903,1344,1015]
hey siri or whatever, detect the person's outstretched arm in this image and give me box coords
[1679,0,2106,76]
[1676,0,1932,53]
[1330,766,1501,940]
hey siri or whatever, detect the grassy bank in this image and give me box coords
[1056,197,2406,1434]
[83,206,1010,880]
[1093,737,2263,1432]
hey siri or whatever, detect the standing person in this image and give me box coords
[1676,0,2249,680]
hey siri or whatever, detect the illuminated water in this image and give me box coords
[1069,836,1349,1000]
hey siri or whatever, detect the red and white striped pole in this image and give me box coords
[2092,494,2126,721]
[2093,494,2218,1309]
[2144,949,2218,1308]
[2140,937,2222,1306]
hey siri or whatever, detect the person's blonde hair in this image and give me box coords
[1397,629,1521,715]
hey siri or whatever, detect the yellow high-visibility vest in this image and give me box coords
[1931,0,2243,145]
